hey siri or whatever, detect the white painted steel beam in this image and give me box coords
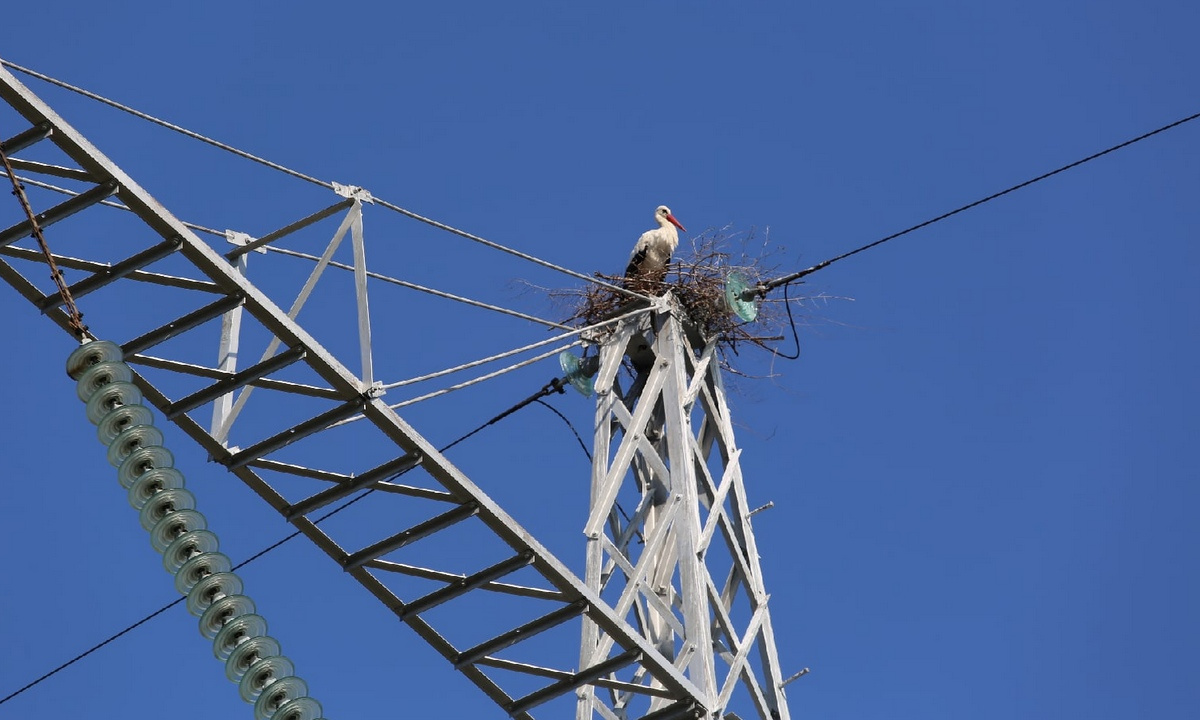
[0,61,795,720]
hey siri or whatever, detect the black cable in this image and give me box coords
[0,376,571,708]
[770,282,802,361]
[534,398,592,462]
[754,109,1200,293]
[0,597,185,706]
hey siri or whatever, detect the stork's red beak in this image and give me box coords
[667,214,686,232]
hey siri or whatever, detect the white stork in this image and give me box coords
[625,205,686,283]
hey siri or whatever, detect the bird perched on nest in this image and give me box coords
[625,205,687,287]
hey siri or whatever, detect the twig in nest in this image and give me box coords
[549,227,823,371]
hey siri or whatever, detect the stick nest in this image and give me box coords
[549,227,822,367]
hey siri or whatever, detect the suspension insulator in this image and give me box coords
[66,340,123,380]
[162,529,221,574]
[225,635,283,683]
[253,676,309,720]
[200,594,258,640]
[187,572,245,617]
[266,695,323,720]
[117,445,174,489]
[138,487,197,531]
[174,551,232,595]
[239,656,297,703]
[76,361,133,403]
[98,404,155,446]
[213,613,270,660]
[108,424,166,468]
[127,466,186,510]
[86,381,143,425]
[69,338,322,716]
[149,508,207,552]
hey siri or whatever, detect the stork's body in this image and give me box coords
[625,205,686,282]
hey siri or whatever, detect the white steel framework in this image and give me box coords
[577,304,790,720]
[0,61,794,720]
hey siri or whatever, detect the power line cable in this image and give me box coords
[0,169,574,331]
[264,245,572,330]
[0,375,571,708]
[534,398,592,462]
[382,304,653,391]
[750,108,1200,295]
[0,59,654,304]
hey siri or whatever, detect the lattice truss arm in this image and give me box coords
[579,308,791,720]
[0,64,715,720]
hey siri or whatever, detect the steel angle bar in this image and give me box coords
[637,699,702,720]
[128,355,342,400]
[223,398,366,470]
[0,120,51,154]
[250,457,458,503]
[360,480,458,503]
[165,345,307,419]
[248,458,351,483]
[586,495,683,666]
[348,201,374,386]
[454,600,587,668]
[589,696,623,720]
[703,575,772,720]
[0,178,117,247]
[120,293,244,357]
[0,245,221,292]
[715,604,769,711]
[585,363,670,538]
[283,451,424,520]
[368,559,564,601]
[682,341,718,408]
[211,251,247,439]
[397,551,534,620]
[507,649,642,716]
[478,656,673,700]
[342,501,481,571]
[696,448,743,553]
[6,157,93,182]
[38,235,183,310]
[227,198,353,259]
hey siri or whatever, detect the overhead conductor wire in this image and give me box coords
[0,59,654,304]
[0,171,577,332]
[752,108,1200,295]
[0,373,580,708]
[2,56,1197,709]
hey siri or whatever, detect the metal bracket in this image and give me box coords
[332,181,374,203]
[224,229,267,254]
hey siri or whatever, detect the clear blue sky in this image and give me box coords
[1,2,1197,719]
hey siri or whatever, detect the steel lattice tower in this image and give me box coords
[576,304,790,719]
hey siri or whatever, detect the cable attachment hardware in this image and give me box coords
[225,230,267,255]
[332,182,374,203]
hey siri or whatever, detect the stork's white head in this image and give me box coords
[655,205,686,233]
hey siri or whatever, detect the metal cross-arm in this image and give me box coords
[0,61,709,720]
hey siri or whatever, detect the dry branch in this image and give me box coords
[550,228,830,372]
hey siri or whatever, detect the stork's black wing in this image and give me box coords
[625,247,648,277]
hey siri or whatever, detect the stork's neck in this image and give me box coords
[658,223,679,249]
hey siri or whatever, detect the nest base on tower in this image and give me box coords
[549,228,823,371]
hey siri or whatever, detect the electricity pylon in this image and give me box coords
[575,305,792,720]
[0,61,794,720]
